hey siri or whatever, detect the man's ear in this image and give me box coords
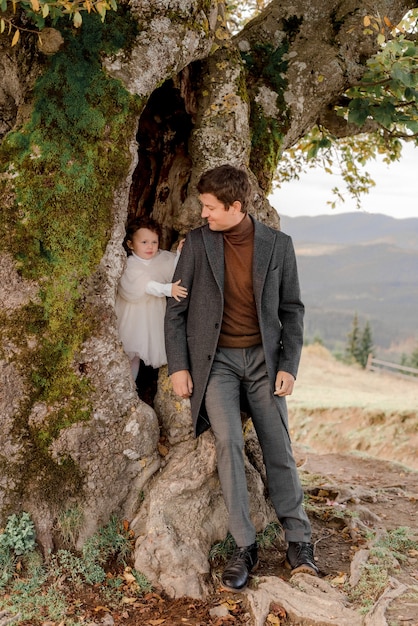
[230,200,242,213]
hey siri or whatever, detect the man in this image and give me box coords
[164,165,318,592]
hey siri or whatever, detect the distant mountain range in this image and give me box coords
[279,213,418,353]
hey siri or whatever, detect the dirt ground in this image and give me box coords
[10,347,418,625]
[94,348,418,625]
[29,448,415,626]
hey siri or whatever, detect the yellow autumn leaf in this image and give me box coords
[123,571,137,583]
[11,29,20,46]
[331,572,347,585]
[383,16,392,27]
[73,11,83,28]
[215,27,229,40]
[96,1,106,16]
[93,605,111,612]
[42,3,49,17]
[30,0,40,11]
[0,19,5,34]
[266,614,281,625]
[363,16,371,27]
[158,442,169,456]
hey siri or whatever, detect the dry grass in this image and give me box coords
[288,344,418,470]
[290,344,418,411]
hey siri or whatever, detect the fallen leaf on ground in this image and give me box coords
[331,572,347,585]
[121,596,137,604]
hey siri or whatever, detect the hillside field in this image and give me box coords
[280,213,418,353]
[288,344,418,471]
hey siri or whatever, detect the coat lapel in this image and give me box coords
[202,226,224,294]
[252,218,275,305]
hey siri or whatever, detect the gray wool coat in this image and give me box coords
[164,215,304,437]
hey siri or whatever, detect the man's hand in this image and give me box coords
[274,371,295,396]
[171,370,193,398]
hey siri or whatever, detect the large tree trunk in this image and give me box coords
[0,0,416,600]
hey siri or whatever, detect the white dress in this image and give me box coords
[115,250,177,368]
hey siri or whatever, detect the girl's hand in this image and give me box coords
[171,279,188,301]
[177,238,186,253]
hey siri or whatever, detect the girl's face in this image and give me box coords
[128,228,159,260]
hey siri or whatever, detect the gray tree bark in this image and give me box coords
[0,0,416,601]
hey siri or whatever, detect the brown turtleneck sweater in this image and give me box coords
[218,214,262,348]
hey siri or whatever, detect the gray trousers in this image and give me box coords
[205,344,311,547]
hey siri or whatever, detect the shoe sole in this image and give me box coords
[285,559,318,576]
[220,560,260,593]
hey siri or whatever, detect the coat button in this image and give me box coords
[207,355,211,360]
[215,323,219,329]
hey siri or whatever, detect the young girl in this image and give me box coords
[116,217,187,380]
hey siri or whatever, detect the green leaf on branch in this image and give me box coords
[371,102,396,128]
[404,87,418,100]
[347,99,371,126]
[404,120,418,133]
[391,62,416,88]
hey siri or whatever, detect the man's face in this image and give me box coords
[199,193,243,231]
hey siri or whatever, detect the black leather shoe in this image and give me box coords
[285,541,319,575]
[221,542,259,591]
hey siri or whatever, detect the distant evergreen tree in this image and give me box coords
[345,312,361,364]
[359,320,374,368]
[401,345,418,369]
[346,314,374,368]
[410,347,418,369]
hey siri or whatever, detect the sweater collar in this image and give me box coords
[222,213,253,242]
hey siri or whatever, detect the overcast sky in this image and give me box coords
[269,141,418,220]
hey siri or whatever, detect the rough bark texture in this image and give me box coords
[130,367,277,597]
[0,0,417,614]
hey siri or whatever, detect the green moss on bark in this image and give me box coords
[0,11,142,509]
[241,42,291,191]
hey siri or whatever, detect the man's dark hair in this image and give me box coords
[197,165,252,212]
